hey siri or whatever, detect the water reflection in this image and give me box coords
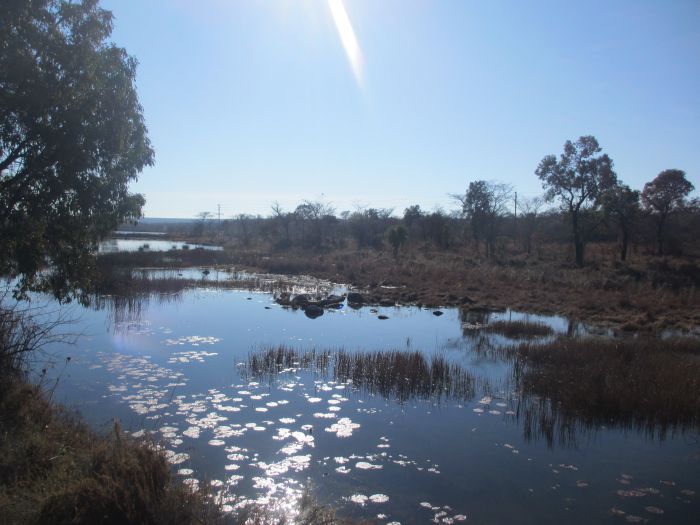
[92,269,340,328]
[98,238,222,253]
[512,337,700,448]
[244,346,476,404]
[41,283,700,524]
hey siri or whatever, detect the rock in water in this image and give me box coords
[304,305,324,319]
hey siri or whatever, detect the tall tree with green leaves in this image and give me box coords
[0,0,153,302]
[641,169,694,255]
[535,136,617,266]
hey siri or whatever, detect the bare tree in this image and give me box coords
[270,201,293,246]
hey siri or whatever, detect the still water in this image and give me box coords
[41,281,698,524]
[98,238,222,253]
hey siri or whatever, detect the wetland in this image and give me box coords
[33,265,700,525]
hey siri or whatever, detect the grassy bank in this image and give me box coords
[0,375,226,525]
[0,300,223,524]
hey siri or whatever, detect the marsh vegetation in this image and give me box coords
[245,346,476,403]
[512,337,700,447]
[2,1,699,523]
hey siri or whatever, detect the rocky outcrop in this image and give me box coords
[275,292,346,313]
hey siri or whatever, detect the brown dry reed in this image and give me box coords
[481,320,555,338]
[245,346,475,403]
[511,337,700,447]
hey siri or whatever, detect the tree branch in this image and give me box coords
[0,139,30,175]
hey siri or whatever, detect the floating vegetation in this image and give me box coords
[165,336,221,346]
[513,337,700,447]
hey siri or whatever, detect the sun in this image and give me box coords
[328,0,363,87]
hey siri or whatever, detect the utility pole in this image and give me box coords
[513,191,518,242]
[217,204,221,222]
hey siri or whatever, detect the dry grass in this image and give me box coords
[193,245,700,333]
[0,378,227,525]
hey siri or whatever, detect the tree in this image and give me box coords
[0,0,153,302]
[535,136,616,266]
[462,181,512,259]
[641,169,694,255]
[294,200,336,247]
[402,204,424,242]
[349,207,393,248]
[235,214,255,246]
[402,205,422,229]
[519,196,545,256]
[270,201,292,246]
[601,184,640,261]
[387,225,408,258]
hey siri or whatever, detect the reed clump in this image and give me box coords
[512,337,700,446]
[245,346,475,403]
[482,320,554,338]
[246,346,332,377]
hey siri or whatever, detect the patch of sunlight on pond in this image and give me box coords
[36,285,699,525]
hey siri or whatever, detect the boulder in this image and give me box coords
[318,294,345,307]
[347,292,364,304]
[304,305,324,319]
[290,294,311,308]
[432,310,444,316]
[275,292,291,306]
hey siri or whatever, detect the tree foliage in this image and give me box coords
[387,224,408,257]
[0,0,153,301]
[641,170,694,255]
[462,180,512,258]
[601,183,640,261]
[535,136,616,266]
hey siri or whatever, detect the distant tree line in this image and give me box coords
[158,136,696,266]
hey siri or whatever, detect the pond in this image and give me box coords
[98,238,223,253]
[38,277,699,524]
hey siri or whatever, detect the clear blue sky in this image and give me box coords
[101,0,699,218]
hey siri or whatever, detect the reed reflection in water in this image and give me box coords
[244,346,476,404]
[512,337,700,448]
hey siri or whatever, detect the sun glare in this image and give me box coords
[328,0,363,87]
